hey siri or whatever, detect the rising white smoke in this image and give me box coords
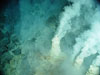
[51,0,100,74]
[50,0,100,74]
[71,0,100,75]
[50,1,81,57]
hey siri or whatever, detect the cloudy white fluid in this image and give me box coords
[74,16,100,66]
[69,1,100,74]
[50,0,100,74]
[50,2,81,57]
